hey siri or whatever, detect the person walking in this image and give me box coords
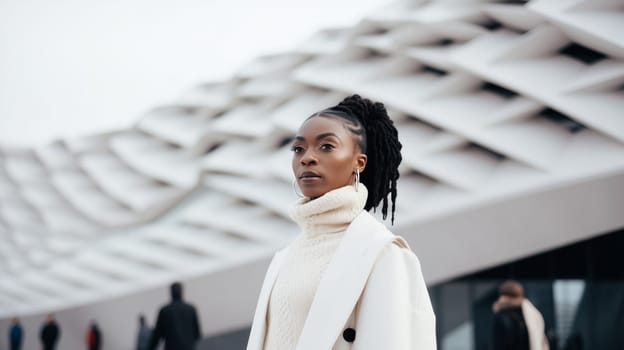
[148,282,201,350]
[136,314,152,350]
[8,317,23,350]
[85,321,101,350]
[246,94,436,350]
[40,314,60,350]
[492,280,549,350]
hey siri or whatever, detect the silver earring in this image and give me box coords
[354,168,360,192]
[292,178,304,198]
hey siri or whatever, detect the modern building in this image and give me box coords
[1,0,623,349]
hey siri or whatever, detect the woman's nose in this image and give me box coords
[300,149,318,165]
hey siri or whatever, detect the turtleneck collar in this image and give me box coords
[290,183,368,237]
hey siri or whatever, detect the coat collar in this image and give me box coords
[247,211,406,350]
[247,247,290,350]
[295,211,399,349]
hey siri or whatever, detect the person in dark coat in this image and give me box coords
[148,282,201,350]
[9,317,23,350]
[86,321,102,350]
[492,300,529,350]
[491,280,550,350]
[40,314,61,350]
[492,280,529,350]
[136,314,152,350]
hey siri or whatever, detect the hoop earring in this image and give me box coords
[292,178,304,198]
[354,168,360,192]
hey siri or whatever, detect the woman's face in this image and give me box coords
[292,115,367,199]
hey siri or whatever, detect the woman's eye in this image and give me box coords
[320,144,335,151]
[291,145,304,153]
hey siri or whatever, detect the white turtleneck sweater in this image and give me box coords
[262,184,368,350]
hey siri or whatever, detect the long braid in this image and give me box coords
[316,94,403,224]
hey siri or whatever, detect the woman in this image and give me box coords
[247,95,437,350]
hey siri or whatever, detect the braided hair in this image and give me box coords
[309,94,403,224]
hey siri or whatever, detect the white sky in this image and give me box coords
[0,0,391,147]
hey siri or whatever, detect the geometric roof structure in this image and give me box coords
[1,0,623,348]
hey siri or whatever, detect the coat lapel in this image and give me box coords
[295,211,396,350]
[246,248,289,350]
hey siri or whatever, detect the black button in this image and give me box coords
[343,328,356,342]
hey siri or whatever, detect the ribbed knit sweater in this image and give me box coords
[262,184,368,350]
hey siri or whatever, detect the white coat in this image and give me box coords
[247,211,437,350]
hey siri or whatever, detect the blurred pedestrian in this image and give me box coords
[148,282,201,350]
[40,314,60,350]
[492,280,549,350]
[9,317,23,350]
[136,314,152,350]
[86,320,101,350]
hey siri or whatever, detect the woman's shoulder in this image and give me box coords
[378,237,422,269]
[366,219,423,278]
[363,231,433,314]
[355,211,413,249]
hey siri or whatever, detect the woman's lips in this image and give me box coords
[300,175,321,182]
[299,172,322,183]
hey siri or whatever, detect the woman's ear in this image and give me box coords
[357,154,367,172]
